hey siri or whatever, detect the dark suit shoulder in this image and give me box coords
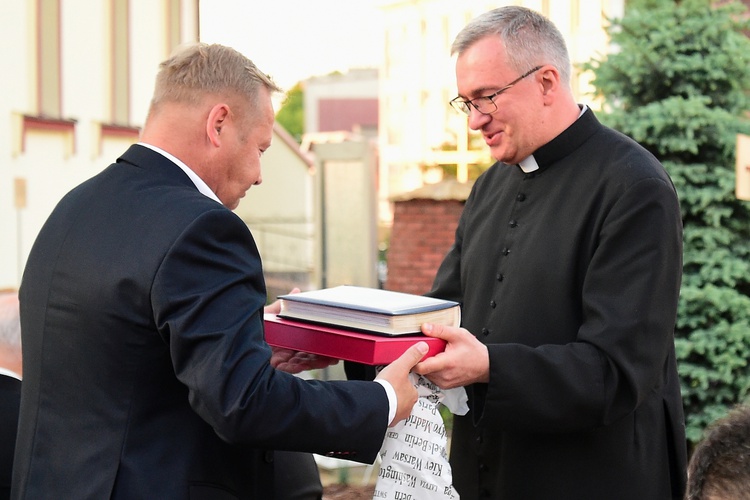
[0,374,20,496]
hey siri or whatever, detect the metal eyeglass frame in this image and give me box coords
[449,65,543,116]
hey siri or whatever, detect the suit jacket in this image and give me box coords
[0,374,21,500]
[428,110,687,499]
[13,145,388,499]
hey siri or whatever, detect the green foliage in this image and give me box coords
[584,0,750,444]
[275,83,304,142]
[674,284,750,442]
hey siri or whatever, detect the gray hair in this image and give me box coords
[150,42,282,112]
[0,292,21,352]
[451,6,571,87]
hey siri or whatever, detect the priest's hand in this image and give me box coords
[414,323,490,389]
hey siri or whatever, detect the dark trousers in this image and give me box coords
[273,451,323,500]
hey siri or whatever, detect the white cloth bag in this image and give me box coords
[373,373,469,500]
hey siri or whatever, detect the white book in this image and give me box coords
[277,285,461,336]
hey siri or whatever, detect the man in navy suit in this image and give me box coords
[0,291,22,500]
[12,43,427,499]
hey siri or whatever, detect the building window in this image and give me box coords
[15,0,76,158]
[37,0,61,118]
[166,0,182,53]
[90,0,139,156]
[111,0,130,125]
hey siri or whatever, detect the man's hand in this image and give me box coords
[264,287,300,315]
[271,347,339,373]
[375,341,429,426]
[267,288,338,374]
[414,323,490,389]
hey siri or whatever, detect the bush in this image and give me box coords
[584,0,750,444]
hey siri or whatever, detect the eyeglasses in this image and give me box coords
[449,66,543,116]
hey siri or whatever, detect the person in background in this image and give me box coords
[0,291,21,500]
[685,405,750,500]
[12,43,427,499]
[414,6,687,499]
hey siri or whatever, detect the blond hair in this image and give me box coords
[149,42,281,114]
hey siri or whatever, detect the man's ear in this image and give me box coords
[539,66,559,100]
[207,103,230,146]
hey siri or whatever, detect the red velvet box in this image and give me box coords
[264,314,446,365]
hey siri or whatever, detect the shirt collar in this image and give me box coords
[516,104,589,173]
[137,142,222,205]
[0,367,21,381]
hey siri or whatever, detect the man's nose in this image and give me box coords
[467,106,491,130]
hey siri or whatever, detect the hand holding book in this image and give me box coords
[270,348,339,374]
[264,285,458,365]
[265,287,339,374]
[413,322,491,388]
[376,341,429,426]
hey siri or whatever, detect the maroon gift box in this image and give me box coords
[264,314,446,365]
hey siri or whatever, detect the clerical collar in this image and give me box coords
[516,104,589,173]
[518,157,540,173]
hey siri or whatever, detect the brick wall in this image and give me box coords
[385,198,464,295]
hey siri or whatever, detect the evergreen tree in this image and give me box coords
[584,0,750,444]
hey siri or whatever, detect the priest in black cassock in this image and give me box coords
[414,6,687,499]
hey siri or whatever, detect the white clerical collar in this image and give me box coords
[518,156,540,173]
[137,143,222,205]
[516,104,589,173]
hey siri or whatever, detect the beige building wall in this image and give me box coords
[234,124,317,297]
[304,68,379,136]
[377,0,625,224]
[0,0,199,289]
[311,140,380,290]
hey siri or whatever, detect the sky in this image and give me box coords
[199,0,384,92]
